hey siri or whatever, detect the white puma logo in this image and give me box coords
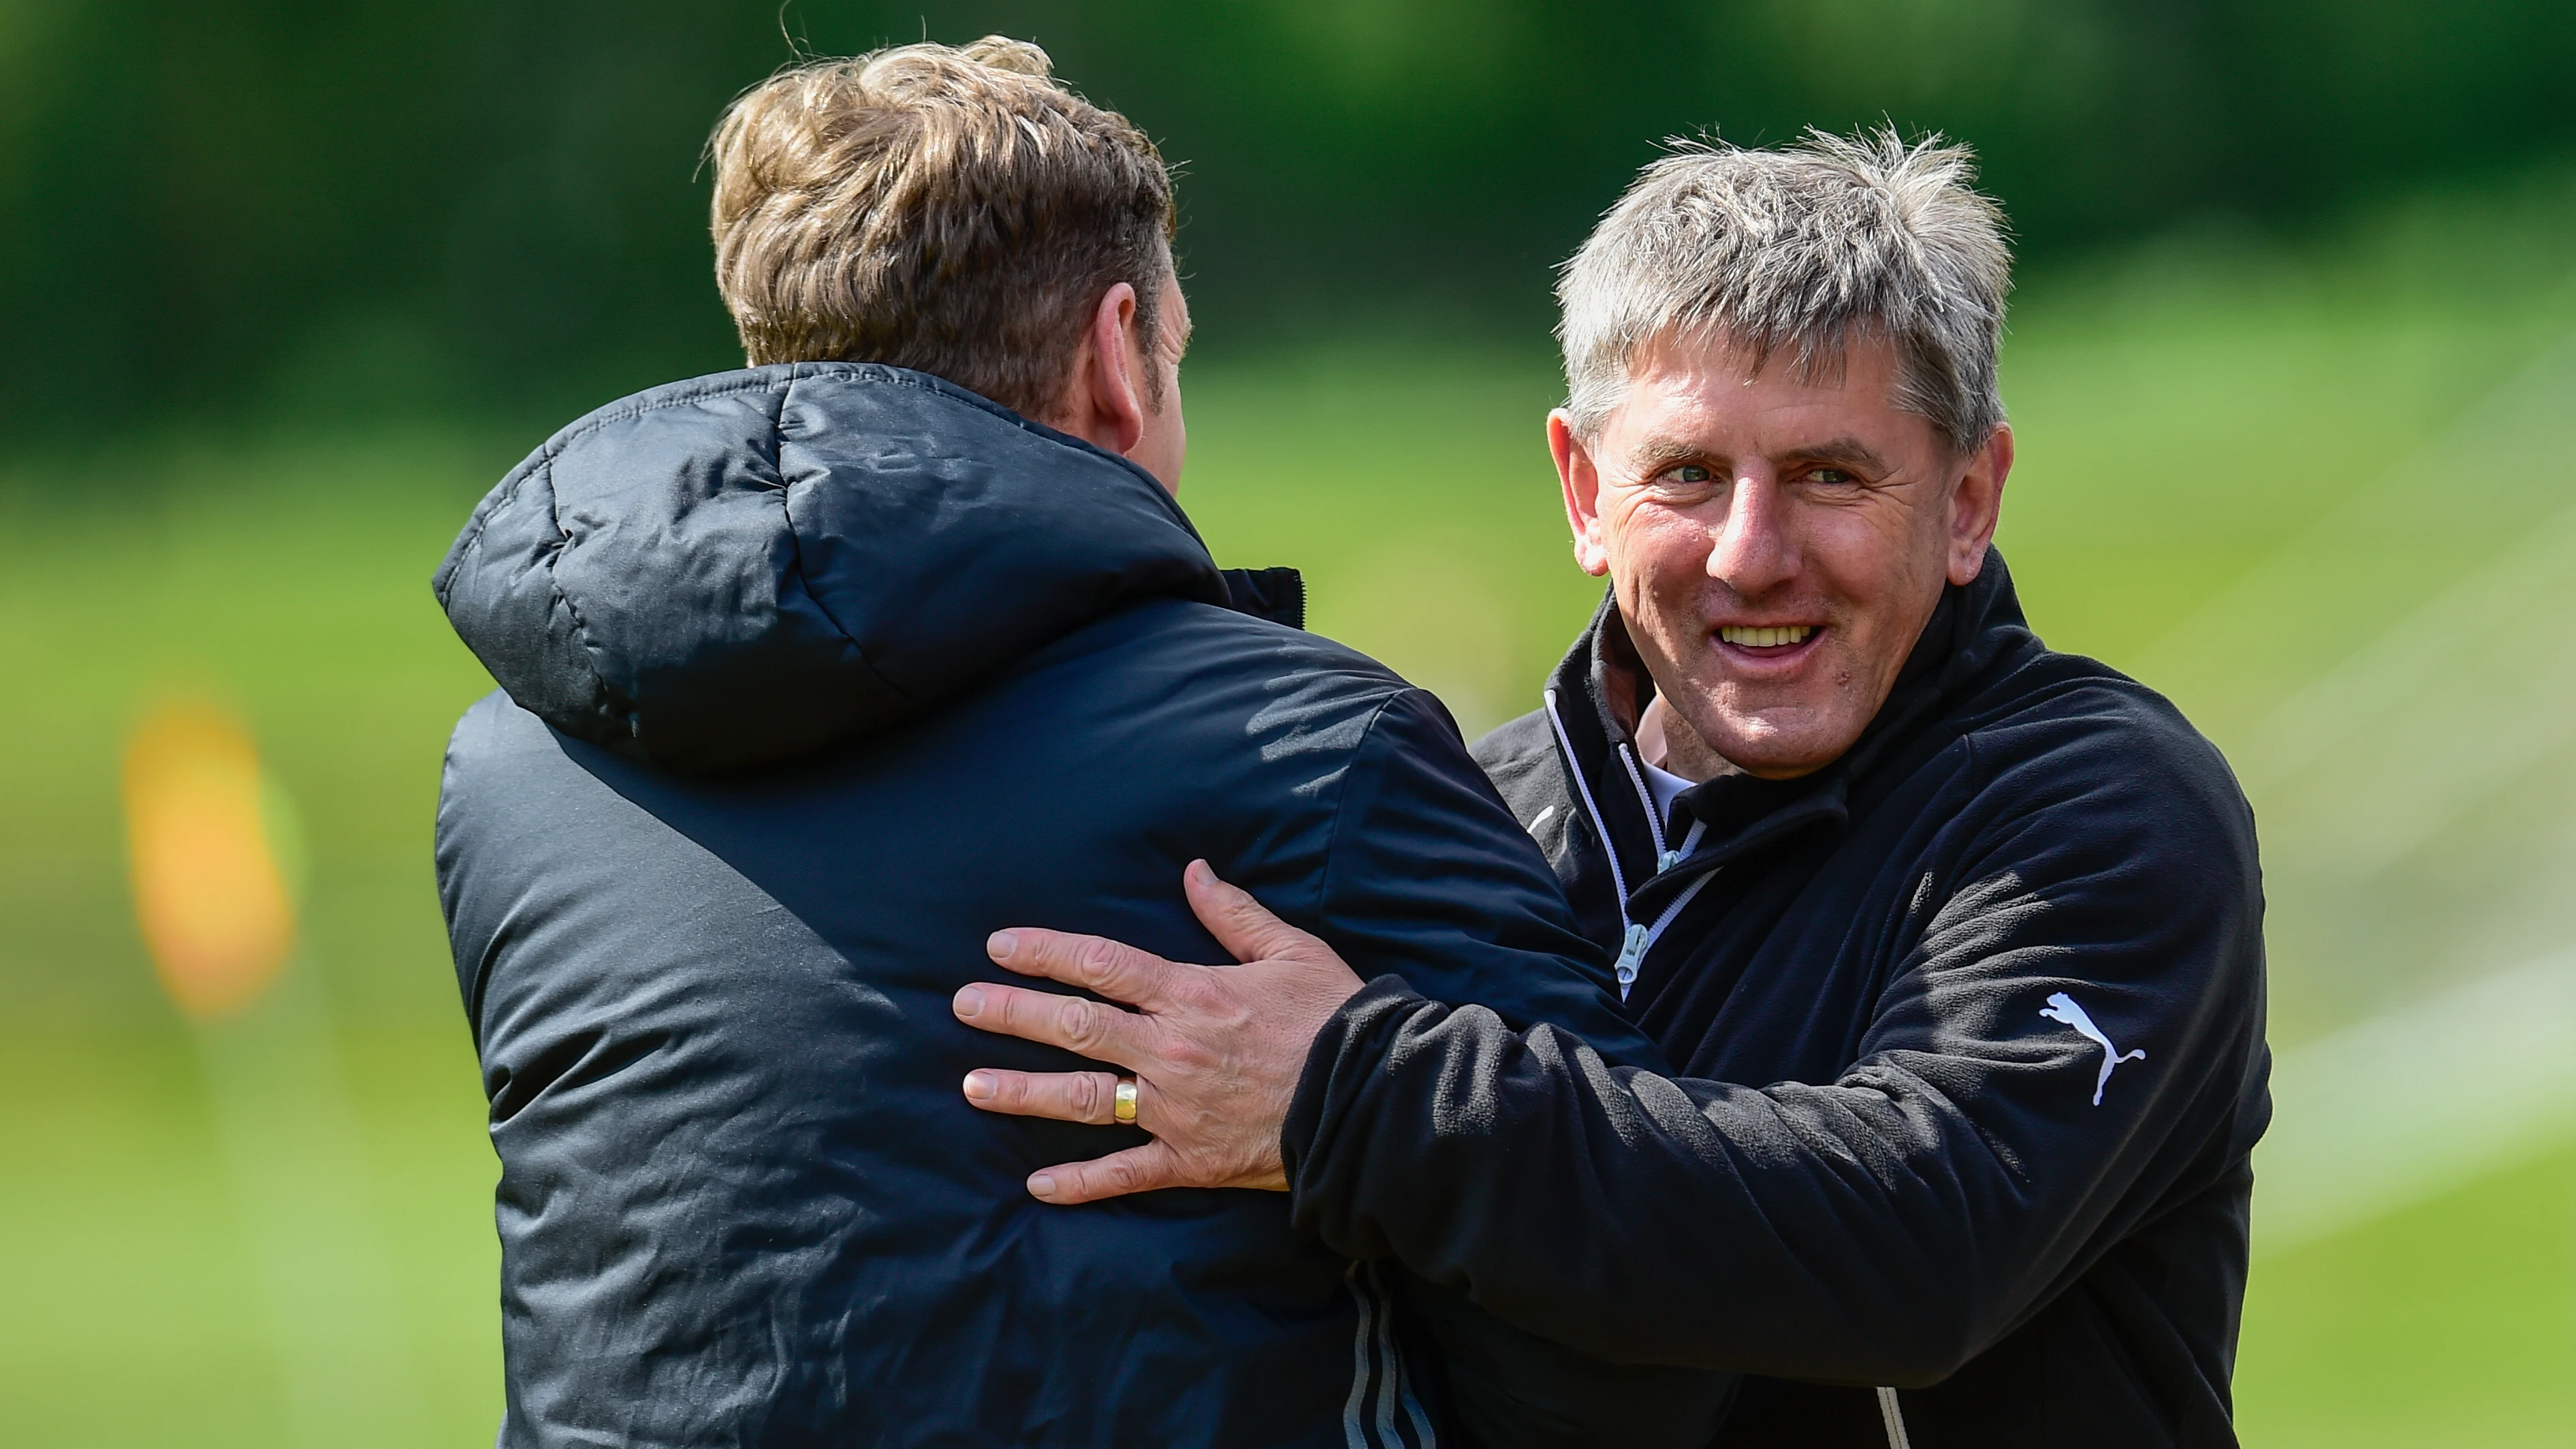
[2039,991,2146,1106]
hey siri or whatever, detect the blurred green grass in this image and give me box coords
[5,186,2575,1442]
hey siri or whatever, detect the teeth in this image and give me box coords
[1719,625,1815,648]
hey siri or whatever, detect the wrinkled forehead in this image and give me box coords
[1627,319,1876,395]
[1610,317,1988,471]
[1614,327,1918,430]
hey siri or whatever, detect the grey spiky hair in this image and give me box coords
[1557,127,2011,453]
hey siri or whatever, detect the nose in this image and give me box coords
[1707,469,1799,596]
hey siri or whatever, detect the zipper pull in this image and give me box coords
[1613,921,1651,998]
[1657,848,1681,874]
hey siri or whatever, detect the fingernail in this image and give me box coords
[1186,859,1211,887]
[953,985,985,1018]
[987,931,1018,961]
[1028,1173,1058,1200]
[962,1071,996,1101]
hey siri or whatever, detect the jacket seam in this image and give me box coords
[766,372,916,707]
[532,456,630,734]
[439,375,794,592]
[1314,692,1413,926]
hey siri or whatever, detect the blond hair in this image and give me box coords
[1559,129,2011,454]
[708,37,1175,418]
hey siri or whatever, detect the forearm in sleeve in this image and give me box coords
[1288,733,2265,1383]
[1288,947,2254,1385]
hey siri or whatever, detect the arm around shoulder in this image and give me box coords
[1285,692,2270,1382]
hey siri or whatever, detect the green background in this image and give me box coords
[3,1,2574,1443]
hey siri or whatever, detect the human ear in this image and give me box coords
[1061,283,1147,457]
[1946,424,2011,586]
[1551,411,1612,577]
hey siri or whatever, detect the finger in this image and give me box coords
[1025,1141,1193,1205]
[985,927,1179,1012]
[951,981,1154,1067]
[1182,859,1326,964]
[959,1068,1124,1125]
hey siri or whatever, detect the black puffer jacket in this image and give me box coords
[431,363,1729,1448]
[1284,558,2271,1448]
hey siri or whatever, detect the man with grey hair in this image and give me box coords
[953,130,2269,1446]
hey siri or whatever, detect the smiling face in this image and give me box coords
[1553,332,2011,780]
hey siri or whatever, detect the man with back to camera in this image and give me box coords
[430,35,1736,1449]
[954,133,2272,1447]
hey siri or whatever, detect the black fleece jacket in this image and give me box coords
[1282,556,2271,1448]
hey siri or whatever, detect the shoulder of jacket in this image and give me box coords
[439,690,566,787]
[1950,661,2252,844]
[1157,598,1413,690]
[1470,706,1553,770]
[1467,707,1572,831]
[446,688,529,750]
[1102,599,1427,763]
[1965,660,2227,774]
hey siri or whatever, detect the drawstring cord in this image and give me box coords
[1543,690,1630,906]
[1549,700,1898,1447]
[1543,690,1717,1000]
[1877,1386,1912,1448]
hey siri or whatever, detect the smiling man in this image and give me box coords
[954,132,2272,1446]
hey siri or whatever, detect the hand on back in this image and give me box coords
[953,859,1363,1203]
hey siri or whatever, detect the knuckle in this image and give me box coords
[1069,1073,1103,1121]
[1075,937,1124,985]
[1056,998,1107,1051]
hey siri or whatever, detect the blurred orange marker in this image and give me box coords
[121,701,298,1019]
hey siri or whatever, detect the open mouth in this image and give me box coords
[1715,624,1822,660]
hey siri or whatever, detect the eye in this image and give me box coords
[1657,464,1715,485]
[1802,466,1859,487]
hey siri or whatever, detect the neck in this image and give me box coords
[1635,695,1738,783]
[1602,605,1738,784]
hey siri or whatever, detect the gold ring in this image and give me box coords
[1113,1077,1139,1124]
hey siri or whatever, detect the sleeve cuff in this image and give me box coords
[1281,974,1429,1237]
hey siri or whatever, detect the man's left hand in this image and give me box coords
[953,859,1364,1204]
